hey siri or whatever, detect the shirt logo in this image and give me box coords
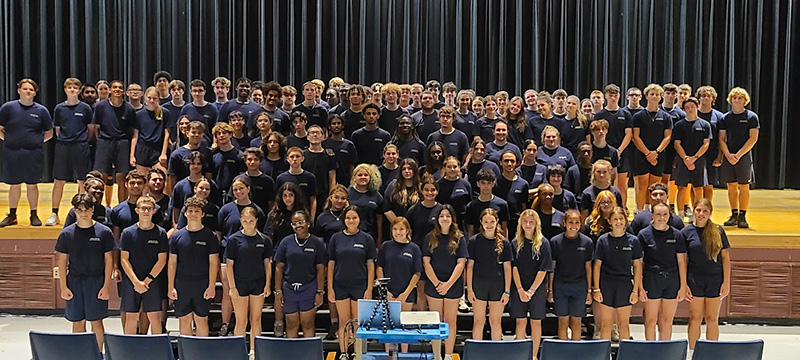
[552,223,562,227]
[147,239,159,245]
[256,243,265,248]
[621,246,632,251]
[617,117,625,120]
[304,248,315,252]
[455,189,465,193]
[341,149,349,153]
[75,113,84,117]
[30,114,40,118]
[739,119,749,123]
[89,237,101,242]
[374,138,384,142]
[514,190,522,193]
[403,252,413,258]
[666,239,676,244]
[411,149,419,153]
[577,247,586,251]
[368,201,377,206]
[449,142,458,147]
[354,243,365,249]
[195,241,207,246]
[656,117,664,121]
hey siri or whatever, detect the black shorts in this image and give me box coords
[283,281,316,314]
[389,288,417,303]
[553,280,588,318]
[64,274,108,322]
[334,281,368,301]
[424,277,464,299]
[618,147,632,174]
[120,276,163,313]
[675,158,708,187]
[235,276,266,297]
[599,277,634,308]
[510,283,547,320]
[472,277,504,302]
[53,142,90,181]
[94,138,131,175]
[134,143,161,167]
[720,152,754,185]
[174,277,211,317]
[643,269,680,300]
[633,150,666,177]
[662,144,676,175]
[2,147,43,185]
[687,272,723,298]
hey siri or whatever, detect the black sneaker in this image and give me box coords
[738,214,749,229]
[723,214,738,227]
[0,214,17,227]
[325,322,339,340]
[218,323,229,336]
[30,214,42,227]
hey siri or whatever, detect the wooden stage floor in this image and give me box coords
[1,183,798,248]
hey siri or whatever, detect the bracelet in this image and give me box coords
[316,290,325,295]
[146,274,155,280]
[503,291,510,296]
[592,289,601,293]
[274,290,282,295]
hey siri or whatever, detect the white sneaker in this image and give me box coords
[611,324,620,342]
[459,296,470,313]
[592,327,601,340]
[444,354,453,360]
[44,213,60,226]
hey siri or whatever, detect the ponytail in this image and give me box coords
[695,198,723,261]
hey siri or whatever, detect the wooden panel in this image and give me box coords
[759,263,792,318]
[0,255,55,309]
[729,263,760,317]
[792,265,800,318]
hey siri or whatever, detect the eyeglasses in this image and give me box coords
[137,207,155,212]
[291,220,307,227]
[627,94,641,97]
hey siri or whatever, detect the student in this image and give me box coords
[274,210,327,338]
[227,110,252,151]
[162,80,187,143]
[293,81,329,129]
[146,168,172,230]
[286,111,310,150]
[464,138,501,198]
[225,207,273,354]
[276,146,318,215]
[548,209,594,340]
[632,84,673,212]
[658,84,687,200]
[565,142,593,195]
[523,89,539,120]
[455,90,478,140]
[390,114,428,166]
[719,87,759,228]
[281,85,298,114]
[562,95,589,155]
[211,122,246,201]
[328,206,377,359]
[111,171,165,251]
[330,84,351,115]
[637,203,688,341]
[696,86,725,198]
[170,151,221,221]
[485,120,523,166]
[249,112,273,147]
[624,87,644,117]
[56,194,115,351]
[582,190,616,244]
[592,207,643,341]
[536,125,576,169]
[593,84,634,209]
[48,78,93,226]
[510,210,552,358]
[173,177,220,236]
[371,82,384,106]
[131,87,171,173]
[342,85,366,138]
[427,81,446,110]
[377,217,422,353]
[547,164,578,212]
[420,141,445,180]
[467,208,513,340]
[96,80,111,102]
[352,103,391,166]
[674,97,712,220]
[427,105,470,162]
[267,182,310,253]
[589,119,620,170]
[471,96,485,119]
[436,157,472,231]
[153,71,172,104]
[628,182,685,235]
[406,83,424,113]
[217,77,261,126]
[578,160,624,222]
[301,125,338,214]
[261,131,290,181]
[441,82,458,108]
[383,158,422,224]
[505,96,533,151]
[167,120,213,186]
[474,95,500,142]
[589,90,604,115]
[323,114,360,185]
[241,147,276,213]
[347,164,385,245]
[313,184,349,243]
[211,77,231,110]
[532,184,565,241]
[168,196,219,336]
[64,174,113,228]
[495,150,529,233]
[119,196,168,334]
[180,79,219,142]
[529,93,567,145]
[519,140,548,195]
[377,82,408,135]
[465,169,510,238]
[682,199,731,352]
[377,144,401,195]
[90,80,136,204]
[252,81,291,135]
[551,89,568,119]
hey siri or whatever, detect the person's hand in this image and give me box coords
[363,289,373,300]
[328,289,336,304]
[112,268,121,282]
[203,286,215,300]
[169,288,178,301]
[98,286,110,300]
[630,291,639,305]
[397,291,409,303]
[275,291,284,306]
[229,288,240,299]
[685,287,694,303]
[547,290,554,303]
[467,289,477,304]
[713,156,722,167]
[720,282,731,299]
[639,289,648,303]
[129,155,137,168]
[61,287,73,301]
[134,280,149,294]
[315,293,324,308]
[263,286,271,299]
[585,292,593,305]
[500,292,510,305]
[159,154,168,168]
[592,290,603,303]
[677,286,689,302]
[726,153,739,165]
[646,151,658,162]
[517,287,530,302]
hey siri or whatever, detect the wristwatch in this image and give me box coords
[316,290,325,295]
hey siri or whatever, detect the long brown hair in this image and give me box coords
[515,209,543,259]
[390,158,421,207]
[429,204,463,255]
[695,198,723,261]
[479,208,505,260]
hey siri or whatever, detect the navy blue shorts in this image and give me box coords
[174,277,211,317]
[687,272,723,298]
[553,280,588,318]
[120,276,163,313]
[472,277,504,302]
[65,274,108,322]
[633,151,666,177]
[510,283,547,320]
[2,147,43,184]
[334,281,368,301]
[53,142,90,181]
[235,276,266,297]
[662,144,676,175]
[94,138,131,175]
[389,288,417,303]
[283,281,316,314]
[134,143,161,167]
[675,158,708,187]
[424,277,464,299]
[618,147,632,174]
[720,152,753,185]
[599,277,634,308]
[643,268,680,300]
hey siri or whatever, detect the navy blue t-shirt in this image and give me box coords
[474,116,501,142]
[486,141,523,166]
[274,234,327,284]
[405,202,443,247]
[553,189,578,212]
[468,234,513,281]
[632,109,673,150]
[565,164,590,195]
[495,175,529,223]
[169,227,220,280]
[537,209,565,241]
[292,103,329,130]
[111,201,165,235]
[719,110,760,153]
[302,148,338,198]
[134,107,171,146]
[594,233,643,281]
[275,170,317,206]
[167,145,214,180]
[53,101,93,143]
[511,238,553,288]
[507,120,535,151]
[120,224,169,279]
[322,138,360,186]
[637,225,686,272]
[217,99,261,125]
[341,109,365,138]
[245,173,276,213]
[378,106,408,135]
[313,209,346,243]
[591,143,619,169]
[435,177,472,221]
[550,232,594,283]
[352,127,392,165]
[347,187,385,240]
[170,177,222,215]
[212,147,246,195]
[579,186,624,212]
[697,109,724,161]
[161,102,183,142]
[454,111,478,139]
[176,202,220,232]
[64,203,112,229]
[55,223,116,276]
[217,202,267,246]
[422,234,468,281]
[377,240,422,296]
[592,108,632,149]
[681,224,731,276]
[528,115,567,146]
[519,163,548,190]
[92,99,136,140]
[536,146,576,169]
[328,231,377,286]
[179,102,219,141]
[465,196,510,230]
[261,157,290,182]
[0,101,53,149]
[427,129,470,161]
[225,231,273,281]
[627,210,684,235]
[412,111,441,143]
[391,138,427,166]
[561,117,588,153]
[465,160,501,198]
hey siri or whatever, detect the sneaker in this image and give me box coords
[611,324,620,342]
[218,323,229,336]
[338,353,349,360]
[30,214,42,227]
[723,214,739,226]
[0,214,17,227]
[45,213,60,226]
[325,321,339,340]
[738,214,750,229]
[458,296,470,313]
[444,354,453,360]
[685,209,695,223]
[274,321,285,337]
[592,327,601,340]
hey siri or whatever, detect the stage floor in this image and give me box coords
[1,183,798,248]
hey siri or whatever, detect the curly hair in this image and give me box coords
[351,163,382,193]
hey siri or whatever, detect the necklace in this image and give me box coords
[330,210,343,222]
[295,234,309,247]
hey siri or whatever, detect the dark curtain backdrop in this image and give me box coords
[0,0,796,188]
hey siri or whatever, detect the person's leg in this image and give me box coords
[615,306,633,341]
[726,183,739,211]
[137,308,150,334]
[274,290,285,336]
[738,183,751,226]
[72,320,87,333]
[88,320,105,353]
[135,164,151,174]
[471,299,487,340]
[285,312,301,338]
[569,317,582,340]
[300,308,317,338]
[123,312,140,334]
[416,280,428,310]
[231,293,250,336]
[634,175,649,211]
[704,297,723,341]
[220,265,233,333]
[703,185,714,201]
[617,173,629,208]
[643,299,661,340]
[487,301,505,340]
[442,298,460,355]
[591,300,602,338]
[146,311,163,334]
[667,179,678,207]
[514,318,527,340]
[676,187,689,219]
[530,319,542,358]
[178,314,194,335]
[193,314,209,336]
[336,299,352,352]
[557,317,569,340]
[688,297,706,350]
[51,179,66,222]
[597,304,614,339]
[115,173,128,204]
[658,299,679,340]
[249,295,265,348]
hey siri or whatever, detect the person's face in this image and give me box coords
[287,152,303,167]
[524,143,538,160]
[189,158,203,175]
[354,169,370,186]
[190,86,206,101]
[684,101,698,118]
[282,190,296,208]
[590,93,604,107]
[187,127,202,144]
[473,143,486,160]
[411,88,422,102]
[303,84,316,100]
[579,145,593,161]
[240,214,257,232]
[439,112,453,128]
[17,83,36,102]
[536,100,551,115]
[478,179,494,192]
[650,189,668,205]
[148,173,165,193]
[215,130,232,145]
[256,116,272,131]
[326,89,339,104]
[384,91,398,104]
[549,173,562,187]
[145,91,159,109]
[693,203,711,223]
[229,115,245,130]
[392,223,409,241]
[429,146,443,162]
[292,117,307,132]
[508,99,523,115]
[520,214,538,234]
[329,118,344,134]
[443,89,456,101]
[599,196,615,213]
[627,91,642,106]
[445,160,460,178]
[237,82,251,98]
[458,94,471,109]
[593,165,610,183]
[364,108,379,124]
[437,209,452,229]
[553,95,566,108]
[385,149,399,166]
[699,93,714,107]
[330,190,347,210]
[481,214,498,233]
[400,88,411,103]
[88,182,104,202]
[194,181,211,199]
[135,203,155,220]
[647,90,662,104]
[581,101,593,115]
[663,90,677,104]
[266,135,281,153]
[730,95,746,109]
[307,127,323,145]
[497,97,508,110]
[349,90,363,105]
[266,90,280,107]
[185,206,204,222]
[652,206,670,227]
[591,126,607,139]
[251,89,264,105]
[74,205,94,222]
[422,183,438,202]
[472,100,484,115]
[170,87,184,100]
[126,85,143,101]
[493,124,508,142]
[291,213,309,234]
[398,117,413,135]
[339,89,350,104]
[245,153,261,170]
[97,83,110,99]
[604,92,620,106]
[232,181,249,201]
[484,100,497,114]
[565,215,582,234]
[344,209,360,231]
[109,82,125,99]
[543,130,558,148]
[679,89,691,102]
[81,87,97,103]
[421,94,435,109]
[565,97,578,114]
[539,186,554,204]
[213,83,229,98]
[610,212,626,230]
[427,86,440,99]
[126,177,145,196]
[524,92,537,107]
[501,153,516,173]
[156,77,169,91]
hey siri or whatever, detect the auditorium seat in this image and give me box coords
[617,339,688,360]
[540,339,610,360]
[254,336,324,360]
[692,339,764,360]
[177,335,248,360]
[462,339,532,360]
[29,331,102,360]
[104,333,175,360]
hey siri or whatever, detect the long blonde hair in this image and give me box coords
[589,190,617,235]
[351,163,382,193]
[144,86,163,120]
[515,209,543,259]
[695,198,723,261]
[479,208,505,260]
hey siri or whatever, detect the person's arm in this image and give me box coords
[584,260,593,304]
[364,260,375,300]
[274,262,284,304]
[720,249,731,299]
[718,130,732,158]
[694,138,710,159]
[677,253,689,302]
[501,261,512,305]
[310,196,317,220]
[43,129,54,142]
[328,169,336,194]
[401,273,421,302]
[445,258,466,291]
[735,128,759,158]
[205,254,219,299]
[631,258,642,305]
[592,260,603,302]
[315,263,326,307]
[57,252,73,300]
[376,215,384,247]
[160,129,171,169]
[512,266,528,301]
[529,270,548,296]
[168,254,178,300]
[263,258,273,298]
[226,259,238,299]
[466,259,476,303]
[120,250,147,294]
[384,210,397,224]
[631,128,650,154]
[130,129,139,167]
[422,257,440,284]
[327,260,336,303]
[618,128,633,153]
[98,252,113,300]
[656,129,673,153]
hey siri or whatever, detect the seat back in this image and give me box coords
[617,340,688,360]
[540,339,611,360]
[29,331,102,360]
[177,335,248,360]
[692,340,764,360]
[254,336,324,360]
[463,339,533,360]
[105,333,175,360]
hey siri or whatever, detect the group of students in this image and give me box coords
[0,74,750,360]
